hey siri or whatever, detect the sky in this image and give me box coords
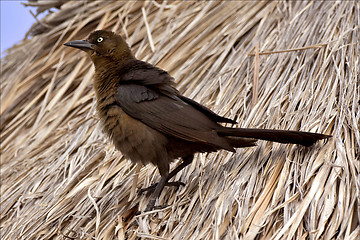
[1,0,45,55]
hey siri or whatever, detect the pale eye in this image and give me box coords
[97,37,104,43]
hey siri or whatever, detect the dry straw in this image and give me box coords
[1,1,359,239]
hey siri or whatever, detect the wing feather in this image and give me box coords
[115,84,233,151]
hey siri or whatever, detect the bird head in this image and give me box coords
[64,30,133,65]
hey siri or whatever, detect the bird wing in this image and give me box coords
[179,96,237,124]
[114,83,233,151]
[119,60,237,124]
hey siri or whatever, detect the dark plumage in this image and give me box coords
[64,30,331,212]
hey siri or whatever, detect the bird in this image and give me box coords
[64,30,331,212]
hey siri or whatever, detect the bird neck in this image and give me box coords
[93,62,118,97]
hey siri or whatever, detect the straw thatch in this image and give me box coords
[1,1,359,239]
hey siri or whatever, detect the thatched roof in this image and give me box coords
[1,1,359,239]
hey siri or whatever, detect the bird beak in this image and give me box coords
[64,40,94,51]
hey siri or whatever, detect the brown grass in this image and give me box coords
[1,1,359,239]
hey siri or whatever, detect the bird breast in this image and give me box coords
[98,101,170,174]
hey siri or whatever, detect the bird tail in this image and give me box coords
[226,137,258,148]
[218,128,331,147]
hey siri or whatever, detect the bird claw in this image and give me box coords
[144,199,169,212]
[146,203,169,212]
[136,203,169,215]
[138,181,185,195]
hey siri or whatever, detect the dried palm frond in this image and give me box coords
[1,1,359,239]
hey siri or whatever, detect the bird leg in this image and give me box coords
[145,174,168,212]
[138,155,193,195]
[143,155,193,211]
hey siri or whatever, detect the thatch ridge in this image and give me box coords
[1,1,359,239]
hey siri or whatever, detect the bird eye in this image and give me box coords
[97,37,104,43]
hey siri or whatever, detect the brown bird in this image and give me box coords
[64,30,331,212]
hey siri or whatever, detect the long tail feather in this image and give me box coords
[218,128,331,146]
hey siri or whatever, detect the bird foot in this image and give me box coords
[138,181,185,195]
[135,202,169,215]
[144,202,169,213]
